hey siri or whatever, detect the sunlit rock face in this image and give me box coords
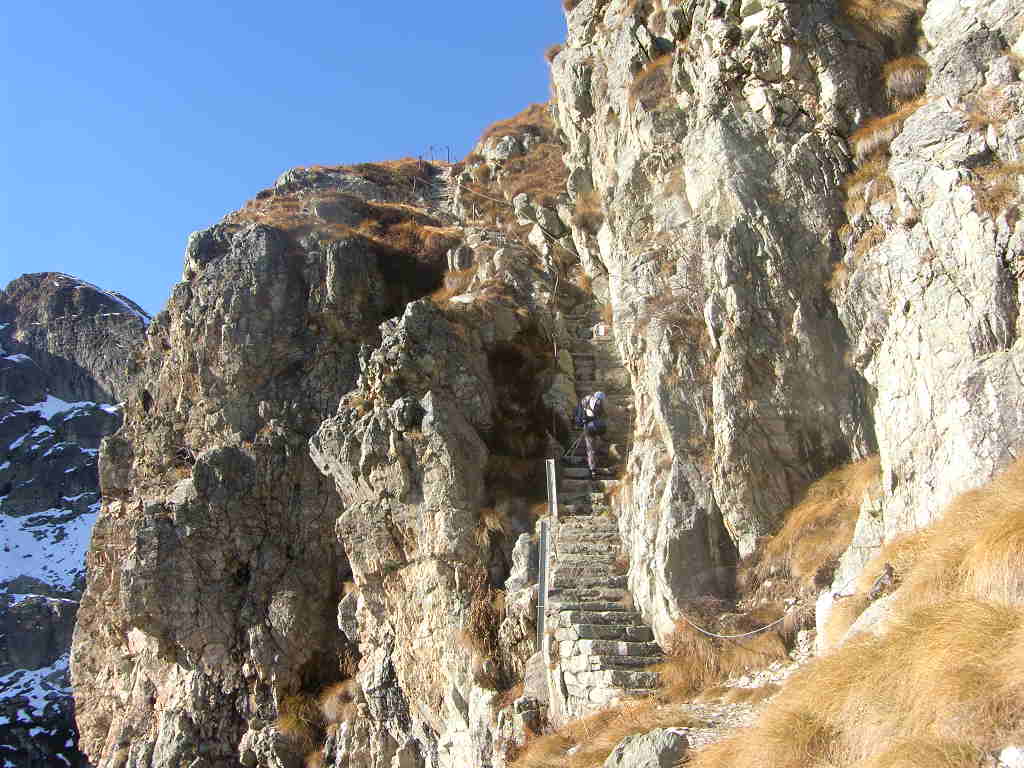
[62,0,1024,765]
[0,273,148,768]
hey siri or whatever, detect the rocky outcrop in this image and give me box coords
[0,273,148,767]
[547,0,884,643]
[0,273,148,404]
[818,0,1024,639]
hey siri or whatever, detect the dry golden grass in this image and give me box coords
[275,693,323,754]
[690,459,1024,767]
[820,593,871,651]
[857,739,984,768]
[459,103,568,229]
[848,98,927,163]
[629,53,673,110]
[838,0,923,49]
[429,266,476,304]
[756,456,880,595]
[654,603,791,700]
[479,103,554,146]
[342,580,358,597]
[511,698,704,768]
[304,751,325,768]
[843,156,894,219]
[883,55,930,105]
[318,679,360,725]
[571,187,604,233]
[852,224,887,261]
[970,162,1024,219]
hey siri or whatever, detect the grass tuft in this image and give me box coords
[883,55,930,105]
[848,98,927,163]
[838,0,923,49]
[510,698,704,768]
[756,456,881,596]
[274,693,323,754]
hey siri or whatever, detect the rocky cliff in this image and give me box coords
[68,0,1024,766]
[0,273,148,767]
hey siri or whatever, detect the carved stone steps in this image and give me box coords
[554,623,654,642]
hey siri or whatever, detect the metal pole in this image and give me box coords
[538,459,559,652]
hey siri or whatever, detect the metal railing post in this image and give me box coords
[538,459,559,653]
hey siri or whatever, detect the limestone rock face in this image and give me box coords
[550,0,881,640]
[821,0,1024,618]
[0,273,147,767]
[70,211,402,766]
[310,237,566,767]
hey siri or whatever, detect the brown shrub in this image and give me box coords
[545,43,564,63]
[848,98,927,163]
[304,751,325,768]
[970,162,1024,219]
[851,224,886,262]
[563,0,583,10]
[460,569,510,690]
[571,187,604,233]
[756,456,881,595]
[628,53,673,110]
[429,266,476,304]
[883,55,930,105]
[275,693,322,754]
[838,0,923,49]
[318,679,360,725]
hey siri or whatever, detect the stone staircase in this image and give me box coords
[562,306,635,469]
[543,302,661,722]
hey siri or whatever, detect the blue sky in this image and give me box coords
[1,1,566,316]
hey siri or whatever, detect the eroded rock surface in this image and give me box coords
[0,273,147,768]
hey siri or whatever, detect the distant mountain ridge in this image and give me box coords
[0,273,147,767]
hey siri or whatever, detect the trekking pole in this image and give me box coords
[563,431,584,459]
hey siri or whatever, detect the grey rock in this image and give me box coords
[603,728,689,768]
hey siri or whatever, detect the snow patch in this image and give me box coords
[0,505,97,590]
[2,354,33,364]
[0,655,71,722]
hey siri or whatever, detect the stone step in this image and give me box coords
[565,668,660,689]
[554,551,619,565]
[548,586,630,603]
[555,541,621,556]
[551,567,623,583]
[561,610,643,626]
[561,655,664,673]
[556,623,654,642]
[575,639,660,656]
[547,601,633,613]
[556,522,619,536]
[552,573,622,593]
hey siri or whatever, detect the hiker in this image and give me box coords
[574,391,608,478]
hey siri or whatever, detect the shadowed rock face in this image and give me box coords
[0,273,148,768]
[0,273,149,404]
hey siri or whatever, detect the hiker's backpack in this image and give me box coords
[573,402,586,428]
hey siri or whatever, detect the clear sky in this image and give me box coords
[1,1,566,316]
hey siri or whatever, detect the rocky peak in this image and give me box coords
[0,272,149,404]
